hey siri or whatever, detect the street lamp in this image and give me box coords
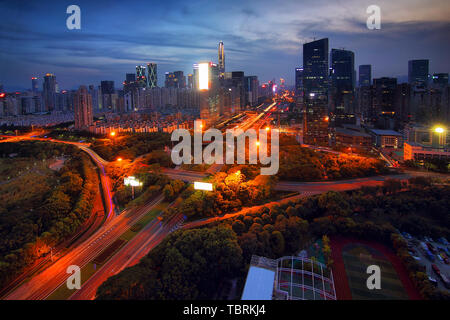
[117,157,123,162]
[110,131,116,137]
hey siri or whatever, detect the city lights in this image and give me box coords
[110,131,116,137]
[117,157,122,162]
[434,127,445,133]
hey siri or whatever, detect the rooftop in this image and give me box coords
[369,129,402,136]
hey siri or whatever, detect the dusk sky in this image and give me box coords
[0,0,449,91]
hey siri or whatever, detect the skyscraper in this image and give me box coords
[136,66,147,87]
[330,48,355,114]
[302,38,329,146]
[43,73,56,111]
[31,77,39,93]
[173,71,186,88]
[74,85,93,131]
[218,41,225,79]
[359,65,371,87]
[147,63,157,88]
[295,67,304,96]
[408,59,429,87]
[187,74,194,89]
[373,77,397,117]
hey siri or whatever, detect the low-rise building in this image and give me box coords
[403,142,450,161]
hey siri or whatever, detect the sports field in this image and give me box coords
[342,243,409,299]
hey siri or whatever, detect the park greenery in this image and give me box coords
[277,135,388,181]
[96,176,450,300]
[91,132,171,162]
[162,166,277,221]
[0,141,98,288]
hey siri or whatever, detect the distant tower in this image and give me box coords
[408,59,429,88]
[31,77,38,93]
[136,65,147,87]
[74,85,93,131]
[218,41,225,79]
[43,73,57,111]
[147,63,157,88]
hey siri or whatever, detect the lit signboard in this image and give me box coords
[198,62,209,90]
[194,181,213,191]
[124,176,142,187]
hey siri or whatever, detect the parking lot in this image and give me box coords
[401,233,450,292]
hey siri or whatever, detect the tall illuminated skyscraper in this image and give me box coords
[218,41,225,79]
[330,48,355,114]
[74,85,93,131]
[302,38,329,146]
[147,63,157,88]
[136,65,147,87]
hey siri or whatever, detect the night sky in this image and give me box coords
[0,0,449,91]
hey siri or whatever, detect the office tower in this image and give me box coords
[408,59,429,87]
[147,63,157,88]
[173,71,186,88]
[101,81,115,94]
[373,77,397,128]
[187,73,194,89]
[136,65,147,87]
[330,49,355,114]
[31,77,39,93]
[43,73,57,111]
[218,41,225,79]
[359,65,371,87]
[165,72,175,88]
[432,73,449,86]
[302,38,329,145]
[74,85,93,131]
[295,67,303,95]
[245,76,259,106]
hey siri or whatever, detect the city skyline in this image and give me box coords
[1,0,449,90]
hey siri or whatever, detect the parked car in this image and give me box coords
[432,264,440,276]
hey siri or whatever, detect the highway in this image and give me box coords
[69,211,184,300]
[4,195,164,300]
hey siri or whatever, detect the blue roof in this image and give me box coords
[241,266,275,300]
[369,129,402,136]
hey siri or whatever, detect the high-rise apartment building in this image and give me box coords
[74,85,93,131]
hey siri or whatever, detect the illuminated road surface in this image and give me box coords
[69,212,184,300]
[4,196,164,300]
